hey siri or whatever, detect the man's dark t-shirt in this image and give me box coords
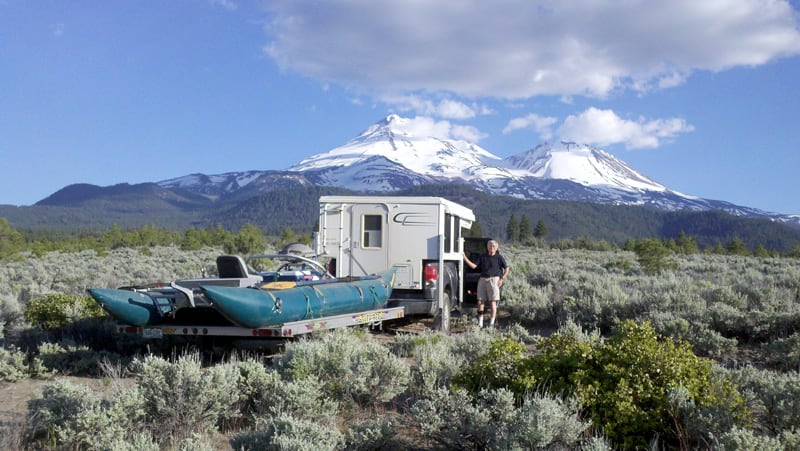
[475,253,508,278]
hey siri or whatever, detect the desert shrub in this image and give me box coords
[130,352,239,445]
[23,293,105,329]
[36,341,121,375]
[603,255,635,273]
[513,392,597,450]
[24,379,102,449]
[646,311,690,338]
[448,326,498,364]
[0,344,55,381]
[728,366,800,434]
[502,275,550,317]
[22,379,145,450]
[275,328,410,408]
[708,302,750,339]
[779,429,800,450]
[234,358,280,423]
[406,333,465,399]
[725,309,800,344]
[505,285,551,325]
[761,332,800,371]
[387,330,442,358]
[0,293,25,337]
[647,315,739,358]
[255,374,337,424]
[342,417,397,451]
[171,432,218,451]
[453,336,536,397]
[713,426,783,450]
[232,357,342,448]
[689,325,739,358]
[231,414,343,451]
[409,387,594,450]
[528,320,748,449]
[666,381,748,449]
[103,432,207,451]
[24,379,157,451]
[0,345,30,381]
[408,387,515,450]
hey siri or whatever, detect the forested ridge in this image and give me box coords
[2,184,800,253]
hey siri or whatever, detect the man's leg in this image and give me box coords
[476,277,489,327]
[489,300,497,327]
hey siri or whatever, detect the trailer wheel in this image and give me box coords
[434,291,451,335]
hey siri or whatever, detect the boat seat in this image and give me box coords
[216,255,249,279]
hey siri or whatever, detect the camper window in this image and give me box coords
[362,214,383,248]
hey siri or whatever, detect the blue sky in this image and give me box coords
[2,1,800,215]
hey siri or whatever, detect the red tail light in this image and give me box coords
[424,265,438,282]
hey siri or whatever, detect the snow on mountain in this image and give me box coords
[290,114,514,183]
[506,142,671,194]
[288,115,691,202]
[159,171,313,200]
[154,114,797,225]
[160,171,266,195]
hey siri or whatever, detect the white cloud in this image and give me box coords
[434,99,476,120]
[263,0,800,99]
[451,124,488,142]
[394,116,487,142]
[557,108,695,149]
[379,94,492,120]
[210,0,237,11]
[396,116,452,138]
[503,113,558,140]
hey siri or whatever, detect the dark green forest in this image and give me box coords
[2,184,800,255]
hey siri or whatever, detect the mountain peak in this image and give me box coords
[360,114,432,141]
[382,113,403,125]
[505,141,670,194]
[289,115,501,180]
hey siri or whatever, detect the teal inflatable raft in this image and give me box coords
[201,268,396,329]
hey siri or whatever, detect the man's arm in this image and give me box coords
[499,255,510,284]
[462,252,477,269]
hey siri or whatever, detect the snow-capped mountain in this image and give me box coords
[506,142,669,193]
[288,115,515,190]
[158,114,795,224]
[284,115,704,210]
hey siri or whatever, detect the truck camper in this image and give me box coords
[317,195,476,333]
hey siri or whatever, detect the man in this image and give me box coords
[462,239,510,328]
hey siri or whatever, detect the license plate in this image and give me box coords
[142,328,163,339]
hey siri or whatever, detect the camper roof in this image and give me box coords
[319,195,476,224]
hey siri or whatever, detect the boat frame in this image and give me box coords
[114,305,405,339]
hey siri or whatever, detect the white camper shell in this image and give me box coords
[317,196,475,331]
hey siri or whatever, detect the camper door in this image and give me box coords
[344,204,389,277]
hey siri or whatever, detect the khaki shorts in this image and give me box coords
[477,276,501,302]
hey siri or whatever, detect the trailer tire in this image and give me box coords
[434,291,451,335]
